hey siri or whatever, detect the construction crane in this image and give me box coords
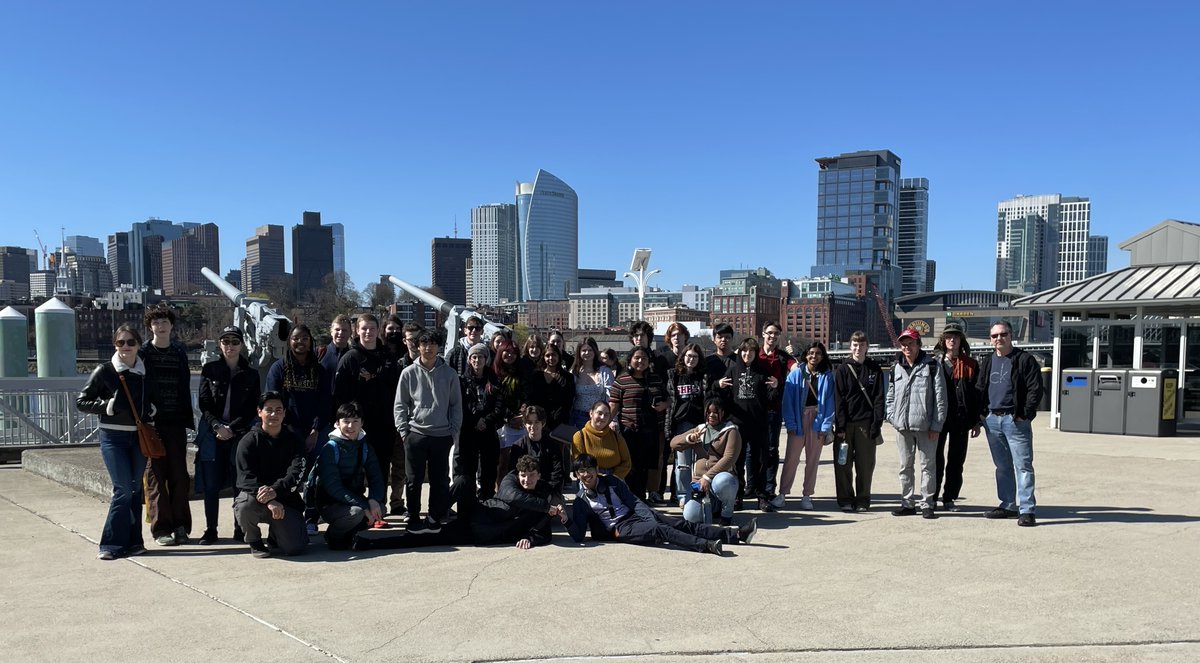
[32,230,49,270]
[870,284,900,347]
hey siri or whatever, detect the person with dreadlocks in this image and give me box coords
[266,324,331,534]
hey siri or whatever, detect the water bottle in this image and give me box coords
[837,441,849,466]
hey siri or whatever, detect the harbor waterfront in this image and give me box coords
[2,423,1197,662]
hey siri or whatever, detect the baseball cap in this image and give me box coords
[218,326,244,342]
[897,328,921,345]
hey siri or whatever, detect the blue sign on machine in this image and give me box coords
[1065,375,1089,388]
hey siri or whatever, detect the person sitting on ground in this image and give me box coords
[233,391,307,558]
[566,454,756,556]
[670,398,743,525]
[354,454,565,551]
[570,401,631,480]
[312,401,385,550]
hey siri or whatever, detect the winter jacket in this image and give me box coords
[669,420,742,482]
[665,368,710,436]
[509,433,566,488]
[782,365,835,436]
[393,356,463,439]
[886,351,948,433]
[77,354,158,431]
[833,358,885,437]
[265,354,331,438]
[938,352,984,429]
[975,346,1043,421]
[526,368,576,429]
[198,355,261,438]
[314,430,385,509]
[234,424,306,511]
[461,367,507,432]
[334,338,399,436]
[319,341,349,395]
[139,340,195,429]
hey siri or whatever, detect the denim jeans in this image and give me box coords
[99,429,146,554]
[682,471,738,523]
[983,414,1036,514]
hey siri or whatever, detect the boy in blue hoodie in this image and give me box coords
[315,401,385,549]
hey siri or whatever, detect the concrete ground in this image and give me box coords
[2,425,1198,663]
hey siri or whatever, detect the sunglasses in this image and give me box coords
[990,332,1010,339]
[220,338,242,346]
[466,326,482,331]
[115,338,138,347]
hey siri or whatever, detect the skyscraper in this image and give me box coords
[517,169,578,301]
[242,224,285,293]
[162,223,220,295]
[470,203,520,305]
[65,235,104,258]
[897,177,929,296]
[129,219,194,289]
[329,222,345,275]
[811,150,903,300]
[0,246,33,301]
[292,211,334,301]
[107,232,130,287]
[995,194,1107,294]
[431,237,471,305]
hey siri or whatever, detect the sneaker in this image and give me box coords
[757,498,776,513]
[705,539,724,556]
[738,518,758,544]
[857,504,870,512]
[985,507,1019,519]
[406,517,441,534]
[1017,513,1037,527]
[943,499,959,512]
[173,527,189,545]
[422,517,442,533]
[389,505,408,519]
[769,494,786,509]
[155,534,178,547]
[892,506,917,517]
[799,496,814,511]
[840,504,856,513]
[647,492,666,506]
[921,507,938,520]
[97,550,116,561]
[125,545,147,557]
[306,522,319,536]
[248,540,271,558]
[372,519,390,529]
[199,528,218,545]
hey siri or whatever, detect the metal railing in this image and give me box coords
[0,377,99,448]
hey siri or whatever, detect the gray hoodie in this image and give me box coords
[885,351,948,433]
[393,356,463,439]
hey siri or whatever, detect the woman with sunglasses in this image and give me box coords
[196,326,261,544]
[77,324,159,560]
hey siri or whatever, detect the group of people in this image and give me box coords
[77,306,1041,562]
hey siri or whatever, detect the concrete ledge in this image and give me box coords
[21,445,226,501]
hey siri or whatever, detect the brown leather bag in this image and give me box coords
[118,373,166,459]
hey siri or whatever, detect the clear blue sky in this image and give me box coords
[2,2,1197,297]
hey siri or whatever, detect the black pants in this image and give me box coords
[145,423,191,537]
[366,419,396,497]
[936,423,971,502]
[739,424,769,499]
[622,426,659,500]
[405,432,453,522]
[453,425,499,504]
[833,420,878,509]
[614,509,731,552]
[764,410,782,497]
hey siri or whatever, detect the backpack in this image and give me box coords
[305,438,368,511]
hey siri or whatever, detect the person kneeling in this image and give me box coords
[567,454,756,556]
[234,391,308,558]
[355,454,565,551]
[313,402,385,550]
[669,398,742,526]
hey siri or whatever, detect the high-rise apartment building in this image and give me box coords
[811,150,903,300]
[925,260,937,291]
[517,169,578,301]
[995,194,1107,294]
[129,219,194,289]
[65,235,104,258]
[897,177,929,296]
[431,237,471,306]
[293,211,334,301]
[162,223,220,295]
[107,232,131,287]
[0,246,33,301]
[242,224,285,293]
[470,203,520,305]
[65,253,114,295]
[329,223,345,276]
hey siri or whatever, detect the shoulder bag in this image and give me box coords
[118,374,166,459]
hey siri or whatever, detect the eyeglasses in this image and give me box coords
[115,339,138,347]
[466,326,481,331]
[990,332,1011,339]
[220,338,242,346]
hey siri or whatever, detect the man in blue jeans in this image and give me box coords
[976,321,1042,527]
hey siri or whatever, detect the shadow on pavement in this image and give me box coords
[1034,505,1200,526]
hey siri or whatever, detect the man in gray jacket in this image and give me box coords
[394,329,463,533]
[885,328,947,519]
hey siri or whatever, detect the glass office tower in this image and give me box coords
[517,169,578,301]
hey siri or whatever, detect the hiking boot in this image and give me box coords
[986,507,1019,519]
[1017,513,1038,527]
[199,528,218,545]
[705,539,724,556]
[892,506,917,517]
[738,518,758,544]
[248,540,270,558]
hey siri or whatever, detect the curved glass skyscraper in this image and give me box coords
[516,169,578,301]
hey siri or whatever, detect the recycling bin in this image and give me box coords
[1060,369,1094,433]
[1125,369,1178,437]
[1091,370,1128,435]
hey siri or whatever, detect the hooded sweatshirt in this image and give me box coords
[394,356,463,438]
[315,429,385,509]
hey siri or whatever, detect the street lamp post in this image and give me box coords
[623,248,660,322]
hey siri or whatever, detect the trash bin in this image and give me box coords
[1125,369,1178,437]
[1091,370,1128,435]
[1060,369,1093,433]
[1039,367,1052,411]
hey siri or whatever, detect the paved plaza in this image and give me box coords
[2,425,1198,662]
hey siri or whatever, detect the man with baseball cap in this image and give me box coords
[885,327,947,519]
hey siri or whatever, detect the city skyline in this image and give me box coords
[1,4,1197,298]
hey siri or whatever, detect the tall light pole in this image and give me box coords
[623,248,660,322]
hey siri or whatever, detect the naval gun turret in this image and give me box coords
[387,277,507,357]
[201,267,292,380]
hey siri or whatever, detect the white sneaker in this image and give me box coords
[799,496,814,510]
[769,494,786,509]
